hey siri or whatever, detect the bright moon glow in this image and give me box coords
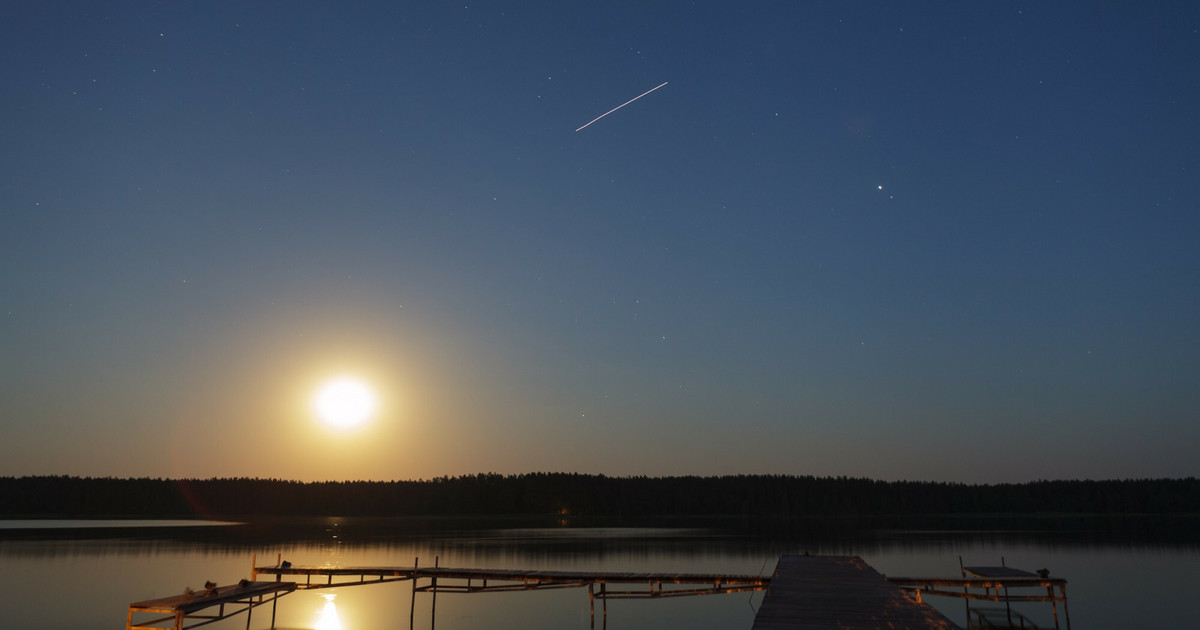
[313,377,377,430]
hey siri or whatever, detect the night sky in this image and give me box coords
[3,2,1198,483]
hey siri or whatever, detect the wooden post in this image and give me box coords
[999,555,1013,626]
[1049,582,1060,630]
[431,556,439,630]
[601,582,607,627]
[958,556,969,624]
[410,557,418,630]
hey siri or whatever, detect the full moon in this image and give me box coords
[313,377,377,430]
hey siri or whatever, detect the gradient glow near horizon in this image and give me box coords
[1,3,1198,484]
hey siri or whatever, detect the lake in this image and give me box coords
[1,516,1195,629]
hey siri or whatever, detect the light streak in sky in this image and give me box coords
[575,81,669,132]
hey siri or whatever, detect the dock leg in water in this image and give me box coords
[410,557,418,630]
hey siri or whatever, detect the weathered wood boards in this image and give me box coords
[889,562,1070,629]
[752,555,961,630]
[126,581,295,630]
[962,565,1039,579]
[251,563,771,597]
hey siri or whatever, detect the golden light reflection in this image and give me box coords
[312,376,377,431]
[314,593,343,630]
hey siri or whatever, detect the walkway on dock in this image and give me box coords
[126,581,294,630]
[752,555,960,630]
[252,562,770,598]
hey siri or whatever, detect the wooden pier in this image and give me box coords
[127,555,1068,630]
[251,560,771,598]
[126,559,769,630]
[752,555,960,630]
[888,559,1070,630]
[126,581,295,630]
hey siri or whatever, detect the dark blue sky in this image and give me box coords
[3,2,1198,482]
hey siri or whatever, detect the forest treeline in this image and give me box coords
[1,474,1197,518]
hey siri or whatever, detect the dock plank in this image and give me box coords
[752,555,960,630]
[254,565,770,586]
[129,581,296,614]
[127,581,297,630]
[962,565,1038,579]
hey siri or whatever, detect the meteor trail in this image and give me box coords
[575,81,668,132]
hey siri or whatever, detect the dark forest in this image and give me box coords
[2,474,1197,519]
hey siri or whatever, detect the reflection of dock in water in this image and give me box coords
[125,554,1068,630]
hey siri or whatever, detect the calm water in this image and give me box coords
[0,516,1195,629]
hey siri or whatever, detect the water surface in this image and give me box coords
[0,516,1194,629]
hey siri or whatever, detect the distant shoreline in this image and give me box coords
[0,518,239,529]
[3,474,1197,519]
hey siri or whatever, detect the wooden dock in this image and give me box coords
[126,581,295,630]
[126,560,770,630]
[752,555,960,630]
[251,562,771,598]
[128,555,1067,629]
[888,560,1070,630]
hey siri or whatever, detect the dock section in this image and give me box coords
[889,561,1070,630]
[752,555,960,630]
[251,563,770,598]
[126,581,295,630]
[129,556,1068,630]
